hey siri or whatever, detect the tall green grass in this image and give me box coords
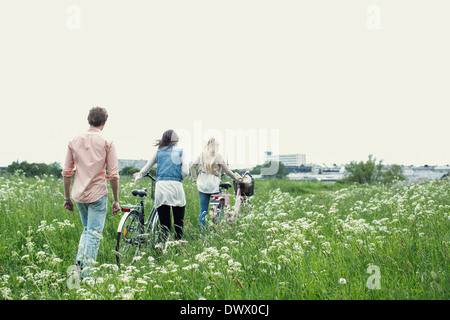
[0,174,448,300]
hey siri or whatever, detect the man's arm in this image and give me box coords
[62,144,75,212]
[106,141,120,216]
[109,178,120,216]
[63,176,74,211]
[63,176,71,198]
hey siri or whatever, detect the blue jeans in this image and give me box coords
[198,191,212,232]
[75,195,107,276]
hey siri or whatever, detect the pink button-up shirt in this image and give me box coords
[62,127,119,203]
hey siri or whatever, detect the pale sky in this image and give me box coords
[0,0,449,169]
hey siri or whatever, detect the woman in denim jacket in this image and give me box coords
[135,130,188,243]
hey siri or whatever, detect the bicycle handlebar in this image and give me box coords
[144,172,156,182]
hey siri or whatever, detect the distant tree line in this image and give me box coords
[2,161,62,178]
[119,166,157,177]
[119,166,140,176]
[248,155,405,184]
[2,162,154,179]
[1,155,407,185]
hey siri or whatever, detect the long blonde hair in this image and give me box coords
[201,137,220,174]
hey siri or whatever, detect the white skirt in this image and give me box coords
[154,180,186,208]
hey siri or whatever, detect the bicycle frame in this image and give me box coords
[117,202,157,235]
[116,173,158,244]
[209,171,250,224]
[209,187,233,222]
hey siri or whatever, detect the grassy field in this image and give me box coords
[0,174,448,300]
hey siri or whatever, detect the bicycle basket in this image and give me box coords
[233,173,254,197]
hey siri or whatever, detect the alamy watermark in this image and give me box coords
[66,265,81,290]
[66,4,382,31]
[367,5,381,30]
[175,121,280,175]
[65,4,382,30]
[366,264,381,290]
[67,5,81,30]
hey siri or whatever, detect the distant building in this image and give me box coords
[402,165,450,180]
[118,159,148,172]
[288,163,345,183]
[265,152,306,171]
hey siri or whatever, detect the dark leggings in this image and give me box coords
[157,205,185,242]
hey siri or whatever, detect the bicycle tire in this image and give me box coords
[115,210,143,266]
[145,207,161,249]
[233,185,246,215]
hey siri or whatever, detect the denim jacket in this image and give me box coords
[156,146,183,182]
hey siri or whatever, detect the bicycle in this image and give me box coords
[209,171,253,225]
[115,173,160,266]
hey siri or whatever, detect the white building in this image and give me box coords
[402,165,450,180]
[265,152,306,167]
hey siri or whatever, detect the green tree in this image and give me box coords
[342,155,405,184]
[382,164,405,183]
[119,166,156,177]
[343,155,383,184]
[119,166,139,176]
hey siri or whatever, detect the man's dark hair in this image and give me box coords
[88,107,108,127]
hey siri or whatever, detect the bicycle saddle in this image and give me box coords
[219,182,232,189]
[131,189,147,197]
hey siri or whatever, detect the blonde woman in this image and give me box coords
[190,137,241,231]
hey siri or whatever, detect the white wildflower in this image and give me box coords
[136,278,148,285]
[182,263,199,271]
[0,287,13,300]
[220,253,230,259]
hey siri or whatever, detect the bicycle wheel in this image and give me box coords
[115,210,143,266]
[211,201,224,224]
[145,207,161,249]
[241,196,252,214]
[234,195,242,214]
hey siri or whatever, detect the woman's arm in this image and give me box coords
[220,163,241,181]
[190,155,200,182]
[216,154,240,181]
[134,152,157,182]
[181,151,189,180]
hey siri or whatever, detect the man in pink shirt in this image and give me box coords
[62,107,120,276]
